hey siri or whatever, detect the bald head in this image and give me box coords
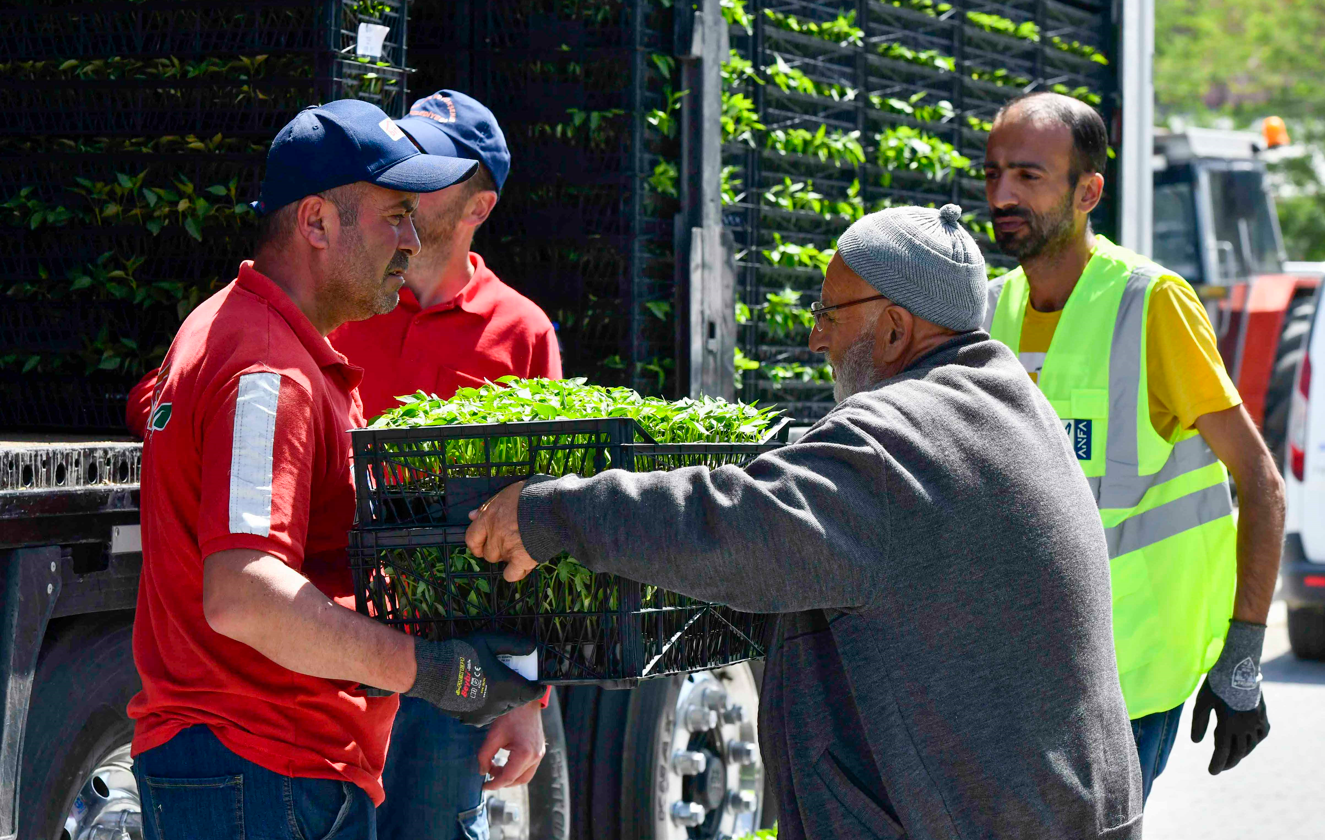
[993,92,1108,184]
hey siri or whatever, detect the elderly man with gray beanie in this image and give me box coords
[467,205,1143,838]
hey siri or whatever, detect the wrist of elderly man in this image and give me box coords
[516,475,574,563]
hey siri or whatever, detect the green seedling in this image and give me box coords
[368,377,782,629]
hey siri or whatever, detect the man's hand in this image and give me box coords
[1191,678,1270,775]
[1191,619,1271,775]
[407,631,544,727]
[466,480,539,582]
[479,699,546,790]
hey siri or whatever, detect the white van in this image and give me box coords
[1283,284,1325,659]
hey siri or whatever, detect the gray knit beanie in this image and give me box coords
[835,204,986,332]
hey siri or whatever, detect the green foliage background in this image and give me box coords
[1155,0,1325,261]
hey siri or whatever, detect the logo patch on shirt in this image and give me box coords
[1063,419,1092,460]
[149,402,173,432]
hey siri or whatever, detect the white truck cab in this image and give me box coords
[1282,282,1325,659]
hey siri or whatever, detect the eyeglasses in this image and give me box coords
[809,294,887,329]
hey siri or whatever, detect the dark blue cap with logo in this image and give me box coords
[396,90,510,192]
[254,98,479,216]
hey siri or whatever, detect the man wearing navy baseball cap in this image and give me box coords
[128,98,543,840]
[329,90,562,840]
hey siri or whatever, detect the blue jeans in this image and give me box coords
[376,695,490,840]
[1130,702,1184,804]
[132,725,376,840]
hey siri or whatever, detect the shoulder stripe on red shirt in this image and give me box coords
[229,371,281,536]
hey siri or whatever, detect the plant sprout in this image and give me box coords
[365,378,783,641]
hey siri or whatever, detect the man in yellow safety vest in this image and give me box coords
[982,92,1285,803]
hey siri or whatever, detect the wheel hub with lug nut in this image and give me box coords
[481,751,532,840]
[671,749,708,776]
[694,751,727,812]
[727,740,757,767]
[62,743,143,840]
[659,666,765,840]
[671,801,707,828]
[683,704,719,733]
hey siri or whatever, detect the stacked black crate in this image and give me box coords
[410,0,681,396]
[726,0,1115,422]
[0,0,409,432]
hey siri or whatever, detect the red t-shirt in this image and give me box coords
[127,262,398,805]
[329,252,562,419]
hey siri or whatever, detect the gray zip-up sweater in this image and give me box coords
[520,333,1143,839]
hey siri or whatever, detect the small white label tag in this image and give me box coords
[379,117,405,142]
[497,651,538,681]
[356,22,390,60]
[111,524,142,555]
[1231,656,1261,691]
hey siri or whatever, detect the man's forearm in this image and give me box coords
[1194,405,1287,626]
[1230,458,1285,624]
[203,549,416,692]
[517,420,893,614]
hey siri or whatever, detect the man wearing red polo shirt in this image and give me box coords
[128,99,541,840]
[331,91,560,420]
[330,90,561,840]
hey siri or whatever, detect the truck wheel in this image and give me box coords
[484,687,572,840]
[618,664,766,840]
[561,684,632,840]
[1288,605,1325,661]
[1263,297,1316,468]
[19,614,144,840]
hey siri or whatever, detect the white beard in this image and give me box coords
[831,332,881,402]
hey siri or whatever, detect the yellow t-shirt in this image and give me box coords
[1017,275,1242,441]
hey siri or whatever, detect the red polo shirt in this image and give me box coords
[128,262,398,805]
[328,252,561,418]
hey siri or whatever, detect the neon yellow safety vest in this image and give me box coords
[984,236,1237,719]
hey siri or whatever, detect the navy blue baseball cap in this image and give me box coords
[254,99,479,216]
[396,90,510,192]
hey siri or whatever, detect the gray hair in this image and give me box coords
[255,182,367,252]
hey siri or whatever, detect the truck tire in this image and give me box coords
[1287,605,1325,661]
[618,664,767,840]
[483,687,572,840]
[1263,296,1316,468]
[19,613,143,840]
[562,685,631,840]
[528,688,571,840]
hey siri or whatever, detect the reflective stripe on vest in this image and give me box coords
[987,239,1237,718]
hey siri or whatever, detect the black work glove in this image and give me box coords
[407,632,544,727]
[1191,620,1271,775]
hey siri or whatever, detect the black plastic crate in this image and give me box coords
[0,299,174,356]
[0,226,253,285]
[348,524,772,687]
[0,78,327,137]
[0,0,406,61]
[0,372,140,433]
[0,441,141,491]
[350,416,788,529]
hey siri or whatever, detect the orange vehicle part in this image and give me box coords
[1217,274,1321,427]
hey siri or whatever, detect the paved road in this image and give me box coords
[1142,601,1325,838]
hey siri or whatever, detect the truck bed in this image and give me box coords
[1,439,141,549]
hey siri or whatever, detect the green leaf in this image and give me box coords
[183,217,202,241]
[205,185,229,196]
